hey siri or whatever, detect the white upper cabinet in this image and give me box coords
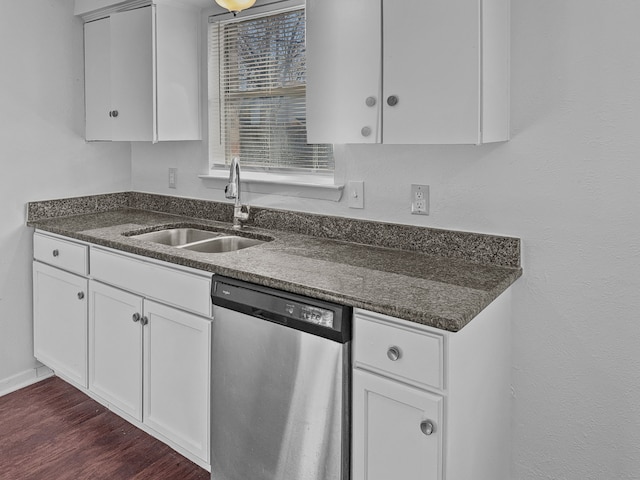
[306,0,510,145]
[83,3,201,142]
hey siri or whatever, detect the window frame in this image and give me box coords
[206,0,335,186]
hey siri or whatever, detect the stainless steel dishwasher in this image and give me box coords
[210,275,352,480]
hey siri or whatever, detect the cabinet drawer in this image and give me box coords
[34,232,88,276]
[354,312,444,390]
[90,247,211,317]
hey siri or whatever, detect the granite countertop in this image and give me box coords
[27,193,522,332]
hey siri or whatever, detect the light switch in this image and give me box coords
[348,181,364,209]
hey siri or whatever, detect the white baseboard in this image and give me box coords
[0,365,54,398]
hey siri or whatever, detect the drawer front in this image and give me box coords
[354,312,444,390]
[90,247,211,317]
[34,232,88,276]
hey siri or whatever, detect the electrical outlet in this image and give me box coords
[411,184,429,215]
[168,168,177,189]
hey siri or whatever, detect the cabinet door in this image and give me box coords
[306,0,381,144]
[33,262,88,388]
[383,0,480,144]
[89,281,144,421]
[143,300,211,463]
[110,6,154,141]
[352,369,443,480]
[84,17,112,141]
[155,3,201,141]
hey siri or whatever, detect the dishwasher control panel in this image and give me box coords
[211,275,351,343]
[301,305,334,327]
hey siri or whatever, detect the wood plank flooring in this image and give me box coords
[0,376,209,480]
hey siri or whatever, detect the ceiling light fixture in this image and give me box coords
[215,0,256,16]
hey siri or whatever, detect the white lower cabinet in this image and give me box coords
[33,261,88,388]
[353,295,511,480]
[33,231,212,469]
[88,280,211,464]
[353,369,442,480]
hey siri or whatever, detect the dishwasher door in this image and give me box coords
[210,285,351,480]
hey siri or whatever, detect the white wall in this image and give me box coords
[131,1,640,478]
[0,1,130,390]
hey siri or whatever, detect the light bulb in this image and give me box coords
[215,0,256,15]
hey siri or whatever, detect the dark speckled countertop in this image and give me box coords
[27,193,522,332]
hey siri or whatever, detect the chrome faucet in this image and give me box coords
[225,157,250,230]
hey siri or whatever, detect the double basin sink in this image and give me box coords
[129,227,268,253]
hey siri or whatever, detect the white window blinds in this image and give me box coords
[208,8,334,173]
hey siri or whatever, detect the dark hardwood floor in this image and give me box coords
[0,376,209,480]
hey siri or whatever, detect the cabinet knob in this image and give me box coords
[387,346,401,361]
[109,110,119,118]
[77,291,85,300]
[132,313,141,323]
[365,96,377,107]
[52,249,59,257]
[387,95,399,107]
[140,316,149,326]
[361,126,372,137]
[420,420,436,436]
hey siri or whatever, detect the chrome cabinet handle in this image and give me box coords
[77,292,85,300]
[361,126,372,137]
[140,316,149,326]
[132,313,141,323]
[420,420,435,436]
[52,249,59,257]
[365,96,377,107]
[387,95,399,107]
[387,346,401,361]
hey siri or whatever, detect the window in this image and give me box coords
[208,5,333,176]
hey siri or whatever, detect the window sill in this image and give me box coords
[198,171,344,202]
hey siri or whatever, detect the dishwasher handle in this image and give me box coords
[251,308,284,325]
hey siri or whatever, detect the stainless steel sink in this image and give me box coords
[129,227,268,253]
[131,228,221,246]
[181,236,265,253]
